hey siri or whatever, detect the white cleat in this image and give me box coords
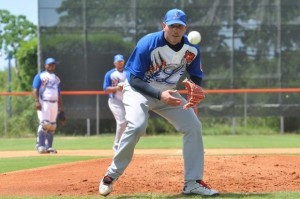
[99,176,114,196]
[183,180,219,196]
[37,146,48,154]
[47,147,58,154]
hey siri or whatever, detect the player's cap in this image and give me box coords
[114,54,124,63]
[45,58,56,65]
[164,8,186,26]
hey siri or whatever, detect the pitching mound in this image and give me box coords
[0,151,300,197]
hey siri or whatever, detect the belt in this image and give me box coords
[43,100,57,103]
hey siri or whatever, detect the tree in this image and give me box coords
[15,38,38,91]
[0,9,37,78]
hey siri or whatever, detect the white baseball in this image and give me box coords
[188,31,201,45]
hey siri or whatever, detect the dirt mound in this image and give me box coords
[0,153,300,197]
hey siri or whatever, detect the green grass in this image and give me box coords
[0,134,299,173]
[0,134,300,151]
[0,156,98,173]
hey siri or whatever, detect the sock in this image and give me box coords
[38,130,46,147]
[46,133,54,148]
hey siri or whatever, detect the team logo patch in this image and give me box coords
[184,50,196,64]
[173,11,181,19]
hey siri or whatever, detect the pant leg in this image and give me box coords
[47,102,58,148]
[37,130,46,147]
[154,93,204,181]
[108,98,127,152]
[37,101,58,148]
[106,84,150,179]
[37,106,47,147]
[46,133,54,148]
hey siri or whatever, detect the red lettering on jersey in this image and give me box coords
[184,50,195,64]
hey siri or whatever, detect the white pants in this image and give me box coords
[108,98,127,152]
[37,100,58,126]
[36,100,58,148]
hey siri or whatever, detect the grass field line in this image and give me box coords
[1,148,300,158]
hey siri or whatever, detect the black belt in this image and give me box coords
[43,100,57,103]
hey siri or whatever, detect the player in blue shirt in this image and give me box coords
[99,9,219,196]
[103,54,127,153]
[32,58,64,154]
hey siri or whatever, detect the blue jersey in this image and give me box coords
[125,30,203,91]
[32,71,61,101]
[103,68,126,100]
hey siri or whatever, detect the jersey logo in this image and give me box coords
[183,50,196,64]
[40,74,60,90]
[112,77,121,86]
[149,50,166,73]
[145,50,196,85]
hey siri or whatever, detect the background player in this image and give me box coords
[103,54,127,152]
[99,9,219,196]
[32,57,64,154]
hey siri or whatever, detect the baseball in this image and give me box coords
[188,31,201,45]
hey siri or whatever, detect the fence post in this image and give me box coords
[244,93,247,126]
[86,118,90,136]
[231,117,236,134]
[96,94,99,135]
[280,116,284,134]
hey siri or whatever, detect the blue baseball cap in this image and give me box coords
[114,54,124,63]
[45,58,56,65]
[164,8,186,26]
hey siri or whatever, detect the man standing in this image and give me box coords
[99,8,219,196]
[32,57,64,154]
[103,54,127,153]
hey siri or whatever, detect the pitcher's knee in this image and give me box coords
[127,121,147,137]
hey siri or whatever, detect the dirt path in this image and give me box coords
[0,149,300,197]
[1,148,300,158]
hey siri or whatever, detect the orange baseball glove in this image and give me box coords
[182,78,206,110]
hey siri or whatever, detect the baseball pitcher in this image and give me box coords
[99,9,219,196]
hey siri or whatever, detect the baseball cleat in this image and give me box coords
[99,175,114,196]
[183,180,219,196]
[37,146,48,154]
[47,147,58,154]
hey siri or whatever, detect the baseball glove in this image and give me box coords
[57,111,66,125]
[182,78,206,110]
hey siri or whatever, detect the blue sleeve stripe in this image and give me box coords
[32,73,41,89]
[103,68,115,90]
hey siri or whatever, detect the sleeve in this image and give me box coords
[32,73,41,89]
[125,32,162,100]
[103,70,113,91]
[190,76,202,86]
[186,46,203,81]
[129,73,161,100]
[125,35,152,80]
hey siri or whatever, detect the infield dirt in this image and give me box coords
[0,149,300,197]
